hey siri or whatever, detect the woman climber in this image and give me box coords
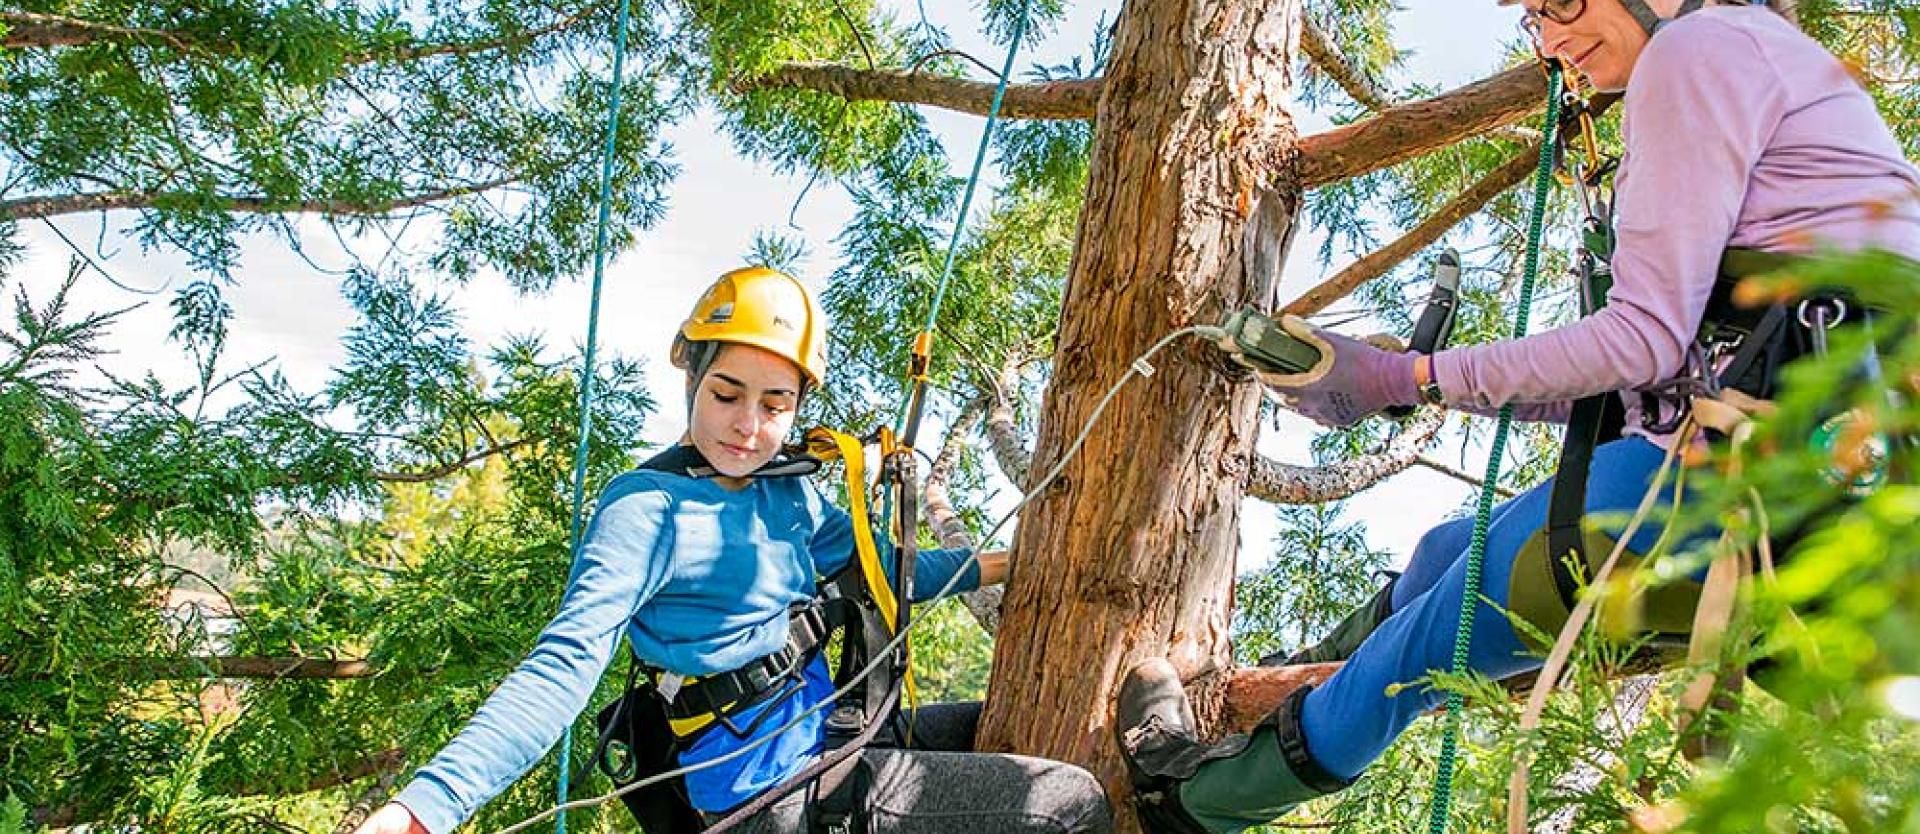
[354,267,1112,834]
[1115,0,1920,832]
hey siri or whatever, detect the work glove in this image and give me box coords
[1246,315,1420,428]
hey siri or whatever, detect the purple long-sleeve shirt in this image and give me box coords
[1434,7,1920,443]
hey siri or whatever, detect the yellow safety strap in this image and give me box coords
[668,694,722,737]
[806,426,918,706]
[807,427,902,629]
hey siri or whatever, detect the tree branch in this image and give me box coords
[922,397,1003,633]
[1414,455,1517,499]
[1283,144,1541,316]
[368,437,534,484]
[3,10,594,63]
[985,357,1034,489]
[1297,65,1549,188]
[1285,94,1618,313]
[2,12,196,50]
[1245,407,1446,504]
[1298,16,1392,111]
[733,62,1101,120]
[330,764,404,834]
[1,177,515,221]
[924,398,986,551]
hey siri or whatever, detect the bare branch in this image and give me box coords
[3,9,594,63]
[1285,94,1617,313]
[2,12,197,51]
[1246,407,1446,504]
[1284,144,1540,316]
[922,397,1002,633]
[1,177,515,221]
[1414,456,1518,499]
[986,357,1034,489]
[924,398,986,551]
[1298,16,1391,111]
[734,62,1100,120]
[1297,65,1548,188]
[330,766,404,834]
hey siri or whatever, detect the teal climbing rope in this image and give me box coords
[555,0,635,832]
[893,10,1031,439]
[1423,65,1564,834]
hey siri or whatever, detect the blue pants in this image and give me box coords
[1299,436,1714,780]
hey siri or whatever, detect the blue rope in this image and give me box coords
[893,9,1031,433]
[555,0,633,831]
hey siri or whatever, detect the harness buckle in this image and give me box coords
[657,672,684,703]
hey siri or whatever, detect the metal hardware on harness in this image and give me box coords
[1797,297,1848,358]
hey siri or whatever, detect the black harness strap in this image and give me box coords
[1544,392,1627,606]
[639,443,824,480]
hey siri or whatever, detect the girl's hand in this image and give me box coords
[353,803,429,834]
[977,550,1010,586]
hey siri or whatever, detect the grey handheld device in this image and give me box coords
[1217,307,1323,375]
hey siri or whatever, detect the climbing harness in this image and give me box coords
[582,431,913,834]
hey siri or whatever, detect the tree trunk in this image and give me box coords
[976,0,1305,812]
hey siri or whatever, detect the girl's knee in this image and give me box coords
[1035,763,1112,834]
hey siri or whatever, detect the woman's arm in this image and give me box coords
[384,487,674,834]
[1432,18,1788,413]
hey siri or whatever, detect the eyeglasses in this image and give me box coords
[1517,0,1589,47]
[1519,0,1589,29]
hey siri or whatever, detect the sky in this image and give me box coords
[12,0,1525,577]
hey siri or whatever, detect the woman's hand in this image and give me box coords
[353,803,428,834]
[1252,315,1420,427]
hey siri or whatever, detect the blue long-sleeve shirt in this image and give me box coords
[393,465,979,833]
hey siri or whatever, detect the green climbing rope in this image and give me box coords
[1423,65,1564,834]
[555,0,635,832]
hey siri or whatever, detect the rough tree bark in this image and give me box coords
[975,0,1306,811]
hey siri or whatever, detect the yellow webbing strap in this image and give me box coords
[807,427,900,630]
[668,693,721,737]
[805,427,917,705]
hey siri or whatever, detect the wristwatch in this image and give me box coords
[1417,356,1445,405]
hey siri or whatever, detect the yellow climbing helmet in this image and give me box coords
[671,266,828,386]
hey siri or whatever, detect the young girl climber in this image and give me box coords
[354,267,1112,834]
